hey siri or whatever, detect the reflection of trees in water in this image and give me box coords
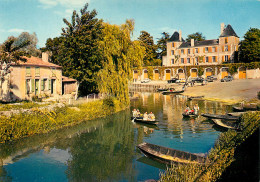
[0,165,12,182]
[66,111,136,181]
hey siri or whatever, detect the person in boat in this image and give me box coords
[143,112,148,120]
[148,112,155,121]
[185,105,191,114]
[132,109,137,117]
[169,88,175,92]
[194,104,199,115]
[136,109,140,117]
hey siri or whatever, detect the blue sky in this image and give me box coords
[0,0,259,48]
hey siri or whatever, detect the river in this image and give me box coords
[0,92,232,181]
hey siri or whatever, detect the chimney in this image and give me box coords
[191,39,194,47]
[220,23,225,34]
[42,52,49,63]
[179,30,182,41]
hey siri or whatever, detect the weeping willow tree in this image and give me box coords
[97,20,145,105]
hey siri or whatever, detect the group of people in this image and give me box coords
[132,109,156,121]
[184,104,200,115]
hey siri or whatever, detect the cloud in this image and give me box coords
[8,28,29,33]
[38,0,89,9]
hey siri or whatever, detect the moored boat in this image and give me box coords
[157,88,169,92]
[212,119,240,130]
[162,90,184,95]
[187,96,204,101]
[201,113,239,121]
[137,142,207,165]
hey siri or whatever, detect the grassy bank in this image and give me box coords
[159,111,260,182]
[0,97,127,143]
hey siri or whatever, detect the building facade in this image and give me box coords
[1,53,77,101]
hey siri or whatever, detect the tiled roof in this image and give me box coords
[179,39,219,48]
[12,56,61,68]
[62,76,77,82]
[168,31,185,42]
[220,24,239,37]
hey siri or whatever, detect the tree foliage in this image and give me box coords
[43,3,104,95]
[156,32,170,60]
[97,20,145,104]
[186,32,206,42]
[138,31,158,66]
[238,28,260,63]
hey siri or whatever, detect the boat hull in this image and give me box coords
[131,117,158,125]
[137,142,207,165]
[162,90,184,95]
[201,113,239,121]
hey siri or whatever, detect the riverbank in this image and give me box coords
[159,111,260,181]
[0,97,127,143]
[183,79,260,104]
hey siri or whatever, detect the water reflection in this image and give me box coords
[0,92,232,181]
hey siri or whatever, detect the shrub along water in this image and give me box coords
[159,112,260,182]
[0,97,127,143]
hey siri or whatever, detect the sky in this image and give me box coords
[0,0,259,48]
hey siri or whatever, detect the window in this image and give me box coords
[187,58,190,63]
[35,67,40,76]
[181,49,184,54]
[171,59,174,64]
[181,58,184,64]
[212,47,216,52]
[205,57,209,63]
[188,49,190,54]
[172,43,175,47]
[225,55,229,61]
[195,57,198,65]
[195,48,198,53]
[225,38,228,44]
[41,79,48,91]
[225,45,228,51]
[26,67,31,76]
[171,50,174,55]
[205,47,208,52]
[25,79,31,94]
[212,56,216,62]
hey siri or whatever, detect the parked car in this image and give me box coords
[141,78,151,83]
[206,75,217,82]
[176,78,186,83]
[221,76,233,82]
[191,77,204,83]
[167,78,178,83]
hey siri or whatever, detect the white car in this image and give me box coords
[141,78,151,83]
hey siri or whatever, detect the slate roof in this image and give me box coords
[12,56,62,68]
[179,39,219,48]
[168,31,185,42]
[220,24,239,37]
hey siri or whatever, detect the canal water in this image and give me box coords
[0,92,232,182]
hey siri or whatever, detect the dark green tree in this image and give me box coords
[186,32,206,42]
[138,31,157,66]
[157,32,170,59]
[43,3,104,95]
[238,28,260,63]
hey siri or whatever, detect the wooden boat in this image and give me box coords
[182,112,198,118]
[201,113,239,121]
[137,142,207,165]
[212,119,240,130]
[187,96,204,101]
[227,112,245,117]
[131,117,158,125]
[232,105,257,112]
[162,90,184,95]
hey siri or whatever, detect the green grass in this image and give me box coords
[0,97,127,143]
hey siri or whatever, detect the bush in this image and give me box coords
[258,91,260,100]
